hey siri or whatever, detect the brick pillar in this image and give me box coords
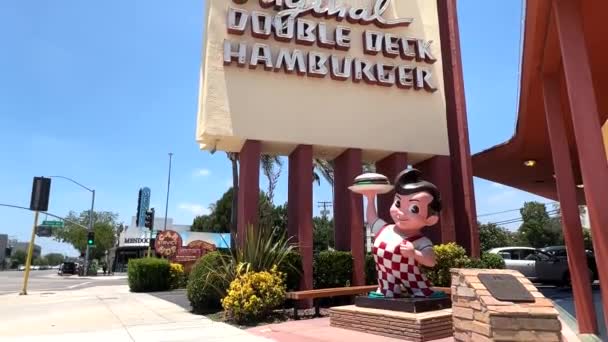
[542,75,597,334]
[288,145,313,305]
[437,0,479,257]
[415,156,457,246]
[375,153,408,224]
[553,0,608,330]
[334,149,364,286]
[237,140,260,247]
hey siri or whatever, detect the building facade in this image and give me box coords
[112,217,230,272]
[473,0,608,334]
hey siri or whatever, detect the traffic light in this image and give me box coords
[144,208,155,229]
[87,231,95,246]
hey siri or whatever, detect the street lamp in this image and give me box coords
[48,176,95,275]
[164,153,173,231]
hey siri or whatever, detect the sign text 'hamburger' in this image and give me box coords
[224,0,438,92]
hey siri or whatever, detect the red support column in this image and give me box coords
[415,156,457,245]
[542,75,597,334]
[375,153,408,224]
[553,0,608,330]
[237,140,261,247]
[334,149,364,286]
[437,0,480,257]
[288,145,314,304]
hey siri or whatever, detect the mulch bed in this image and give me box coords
[205,306,333,329]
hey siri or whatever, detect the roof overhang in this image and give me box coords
[472,0,608,203]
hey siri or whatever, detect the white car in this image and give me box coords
[18,265,25,271]
[488,247,571,285]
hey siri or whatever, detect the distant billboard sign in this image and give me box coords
[137,187,151,227]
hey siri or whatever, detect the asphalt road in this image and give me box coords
[0,269,127,295]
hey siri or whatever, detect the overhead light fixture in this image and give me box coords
[577,184,584,189]
[523,160,537,167]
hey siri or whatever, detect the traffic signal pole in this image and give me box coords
[20,210,40,295]
[84,190,95,275]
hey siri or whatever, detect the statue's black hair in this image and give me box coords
[394,168,442,216]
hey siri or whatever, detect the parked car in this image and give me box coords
[487,247,572,285]
[58,262,77,275]
[18,265,25,271]
[541,245,598,281]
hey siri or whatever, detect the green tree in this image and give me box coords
[517,202,562,248]
[313,216,334,251]
[191,189,288,236]
[44,253,65,266]
[478,222,515,252]
[52,210,119,259]
[10,250,27,268]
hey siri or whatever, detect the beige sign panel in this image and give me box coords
[197,0,449,163]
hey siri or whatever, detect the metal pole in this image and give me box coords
[84,190,95,276]
[164,153,173,231]
[20,211,40,295]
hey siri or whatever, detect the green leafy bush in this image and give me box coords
[187,252,226,313]
[365,253,377,285]
[127,258,171,292]
[278,251,302,291]
[423,243,470,287]
[222,266,286,324]
[479,252,506,269]
[313,251,353,289]
[169,263,186,289]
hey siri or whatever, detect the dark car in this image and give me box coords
[541,246,598,281]
[58,262,77,275]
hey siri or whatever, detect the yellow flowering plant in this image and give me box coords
[221,265,286,324]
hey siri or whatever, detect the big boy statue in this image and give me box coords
[353,168,444,299]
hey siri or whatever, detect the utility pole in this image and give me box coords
[317,201,333,219]
[164,153,173,231]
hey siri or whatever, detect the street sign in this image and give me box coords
[36,225,53,237]
[42,220,63,227]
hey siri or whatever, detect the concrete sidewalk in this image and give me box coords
[0,285,271,342]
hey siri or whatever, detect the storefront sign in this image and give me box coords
[223,0,437,92]
[198,0,449,162]
[155,230,182,258]
[124,237,149,245]
[154,231,217,264]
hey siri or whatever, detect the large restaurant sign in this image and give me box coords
[198,0,449,163]
[224,0,437,92]
[154,230,217,264]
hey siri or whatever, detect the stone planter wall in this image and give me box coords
[451,269,562,342]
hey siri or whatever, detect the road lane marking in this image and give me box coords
[67,282,92,289]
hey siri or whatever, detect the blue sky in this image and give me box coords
[0,1,548,257]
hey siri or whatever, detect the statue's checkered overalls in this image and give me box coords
[371,219,434,298]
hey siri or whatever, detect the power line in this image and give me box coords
[477,201,558,218]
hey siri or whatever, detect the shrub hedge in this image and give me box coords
[278,251,302,291]
[313,251,353,289]
[169,263,186,289]
[187,252,227,313]
[222,266,285,324]
[423,243,470,287]
[127,258,171,292]
[365,253,377,285]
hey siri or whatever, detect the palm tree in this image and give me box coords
[261,154,283,203]
[227,152,239,250]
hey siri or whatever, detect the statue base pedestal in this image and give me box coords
[355,296,452,313]
[330,305,453,341]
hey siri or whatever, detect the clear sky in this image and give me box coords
[0,0,548,257]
